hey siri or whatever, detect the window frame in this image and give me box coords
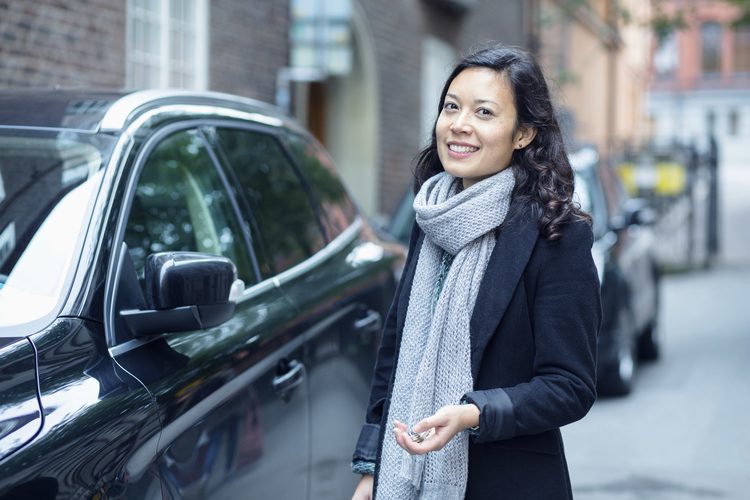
[279,129,359,242]
[700,21,723,76]
[205,123,332,277]
[106,121,262,346]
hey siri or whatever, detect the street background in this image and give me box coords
[563,163,750,500]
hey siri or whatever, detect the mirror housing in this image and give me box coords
[610,199,657,231]
[623,198,657,226]
[120,252,244,337]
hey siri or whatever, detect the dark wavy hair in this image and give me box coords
[413,43,590,240]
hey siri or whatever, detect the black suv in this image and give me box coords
[0,90,404,499]
[570,147,661,396]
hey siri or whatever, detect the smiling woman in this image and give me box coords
[351,44,600,500]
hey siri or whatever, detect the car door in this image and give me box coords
[109,126,310,500]
[598,163,657,333]
[282,132,401,499]
[209,126,400,499]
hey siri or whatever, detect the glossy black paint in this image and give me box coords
[573,154,661,396]
[145,252,237,309]
[0,319,161,499]
[0,338,41,463]
[0,90,405,499]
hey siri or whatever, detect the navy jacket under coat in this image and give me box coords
[353,200,602,499]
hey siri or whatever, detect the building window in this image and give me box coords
[653,32,678,77]
[734,25,750,73]
[701,22,722,75]
[126,0,209,89]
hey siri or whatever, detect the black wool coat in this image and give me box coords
[353,201,602,500]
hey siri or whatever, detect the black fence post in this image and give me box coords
[686,144,698,266]
[706,135,720,267]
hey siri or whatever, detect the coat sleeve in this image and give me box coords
[464,220,601,443]
[352,222,421,463]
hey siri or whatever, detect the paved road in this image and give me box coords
[562,164,750,499]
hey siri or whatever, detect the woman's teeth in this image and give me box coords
[449,144,478,153]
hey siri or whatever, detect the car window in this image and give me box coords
[0,130,114,332]
[574,169,608,239]
[283,131,358,240]
[211,128,326,278]
[597,162,626,218]
[123,129,255,289]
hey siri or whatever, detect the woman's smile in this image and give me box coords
[446,141,480,158]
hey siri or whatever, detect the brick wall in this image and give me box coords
[0,1,125,88]
[0,0,526,216]
[208,0,289,103]
[358,0,424,215]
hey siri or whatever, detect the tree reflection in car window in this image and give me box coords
[283,131,358,240]
[123,129,255,288]
[212,128,326,278]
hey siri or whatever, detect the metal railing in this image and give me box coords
[616,138,720,271]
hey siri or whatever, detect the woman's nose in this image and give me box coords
[450,112,472,134]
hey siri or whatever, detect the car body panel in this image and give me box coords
[0,337,41,464]
[0,90,405,499]
[0,318,161,499]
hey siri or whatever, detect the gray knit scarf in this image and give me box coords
[377,168,515,500]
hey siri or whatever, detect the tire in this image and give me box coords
[638,263,661,361]
[638,320,660,361]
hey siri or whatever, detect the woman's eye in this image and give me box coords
[477,108,493,117]
[443,102,458,111]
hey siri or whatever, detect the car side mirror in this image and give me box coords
[610,199,657,231]
[623,198,657,226]
[120,252,244,337]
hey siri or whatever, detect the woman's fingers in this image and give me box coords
[393,406,467,454]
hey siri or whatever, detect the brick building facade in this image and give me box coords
[647,0,750,167]
[0,0,525,218]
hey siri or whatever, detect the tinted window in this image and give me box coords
[284,131,358,239]
[124,129,255,287]
[212,128,325,277]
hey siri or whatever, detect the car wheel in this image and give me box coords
[638,264,661,361]
[599,309,637,396]
[638,319,660,361]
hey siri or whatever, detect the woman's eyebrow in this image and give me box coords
[445,93,498,106]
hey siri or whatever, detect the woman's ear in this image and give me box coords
[514,126,537,150]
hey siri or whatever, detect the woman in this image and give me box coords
[351,44,601,500]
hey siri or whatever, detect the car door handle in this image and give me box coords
[272,359,305,400]
[353,309,381,333]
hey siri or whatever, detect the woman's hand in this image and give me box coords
[351,474,373,500]
[393,404,479,455]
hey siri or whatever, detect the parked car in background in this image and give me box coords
[0,90,405,499]
[387,147,661,397]
[570,146,661,396]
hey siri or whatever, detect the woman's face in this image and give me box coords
[436,67,533,189]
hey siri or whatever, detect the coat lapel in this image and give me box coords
[469,205,539,380]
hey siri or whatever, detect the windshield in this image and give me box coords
[0,129,115,333]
